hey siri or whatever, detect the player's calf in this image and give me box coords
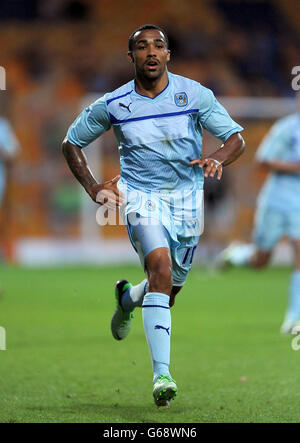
[169,286,182,307]
[249,250,271,269]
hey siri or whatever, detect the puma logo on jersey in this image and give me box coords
[155,324,170,335]
[119,102,132,112]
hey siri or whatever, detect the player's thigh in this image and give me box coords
[128,213,173,280]
[253,206,285,251]
[127,213,170,261]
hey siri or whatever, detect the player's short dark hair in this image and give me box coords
[128,24,169,51]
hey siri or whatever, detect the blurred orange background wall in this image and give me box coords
[0,0,299,261]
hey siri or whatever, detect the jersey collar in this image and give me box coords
[133,72,172,102]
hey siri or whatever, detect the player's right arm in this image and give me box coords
[62,97,124,207]
[258,159,300,174]
[62,140,124,207]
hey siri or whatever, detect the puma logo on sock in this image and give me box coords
[155,324,170,335]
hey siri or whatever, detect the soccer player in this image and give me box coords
[62,24,245,407]
[218,95,300,334]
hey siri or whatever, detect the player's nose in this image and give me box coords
[146,44,158,57]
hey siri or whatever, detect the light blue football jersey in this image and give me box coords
[67,72,243,241]
[67,72,243,193]
[256,113,300,211]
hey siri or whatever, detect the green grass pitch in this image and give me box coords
[0,265,299,423]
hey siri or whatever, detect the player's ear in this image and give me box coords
[166,50,170,63]
[128,51,134,63]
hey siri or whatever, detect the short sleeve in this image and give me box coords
[67,95,112,148]
[198,86,243,142]
[255,119,289,162]
[0,118,20,156]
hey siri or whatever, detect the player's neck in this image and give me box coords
[135,70,169,99]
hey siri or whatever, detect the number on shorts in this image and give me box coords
[182,246,196,265]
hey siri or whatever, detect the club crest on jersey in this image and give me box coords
[174,92,188,107]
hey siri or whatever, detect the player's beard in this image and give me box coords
[136,62,166,82]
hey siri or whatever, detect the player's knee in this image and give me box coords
[252,253,270,269]
[148,261,173,293]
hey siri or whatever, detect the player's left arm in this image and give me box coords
[190,86,245,180]
[190,132,245,180]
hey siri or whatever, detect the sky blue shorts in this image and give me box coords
[254,205,300,250]
[127,213,200,286]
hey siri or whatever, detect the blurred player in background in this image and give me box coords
[218,94,300,334]
[0,116,20,259]
[62,24,245,407]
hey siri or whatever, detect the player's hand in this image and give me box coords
[88,175,126,209]
[190,158,223,180]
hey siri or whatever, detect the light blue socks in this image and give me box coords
[121,286,172,382]
[121,279,148,311]
[227,243,255,266]
[142,292,171,382]
[284,271,300,324]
